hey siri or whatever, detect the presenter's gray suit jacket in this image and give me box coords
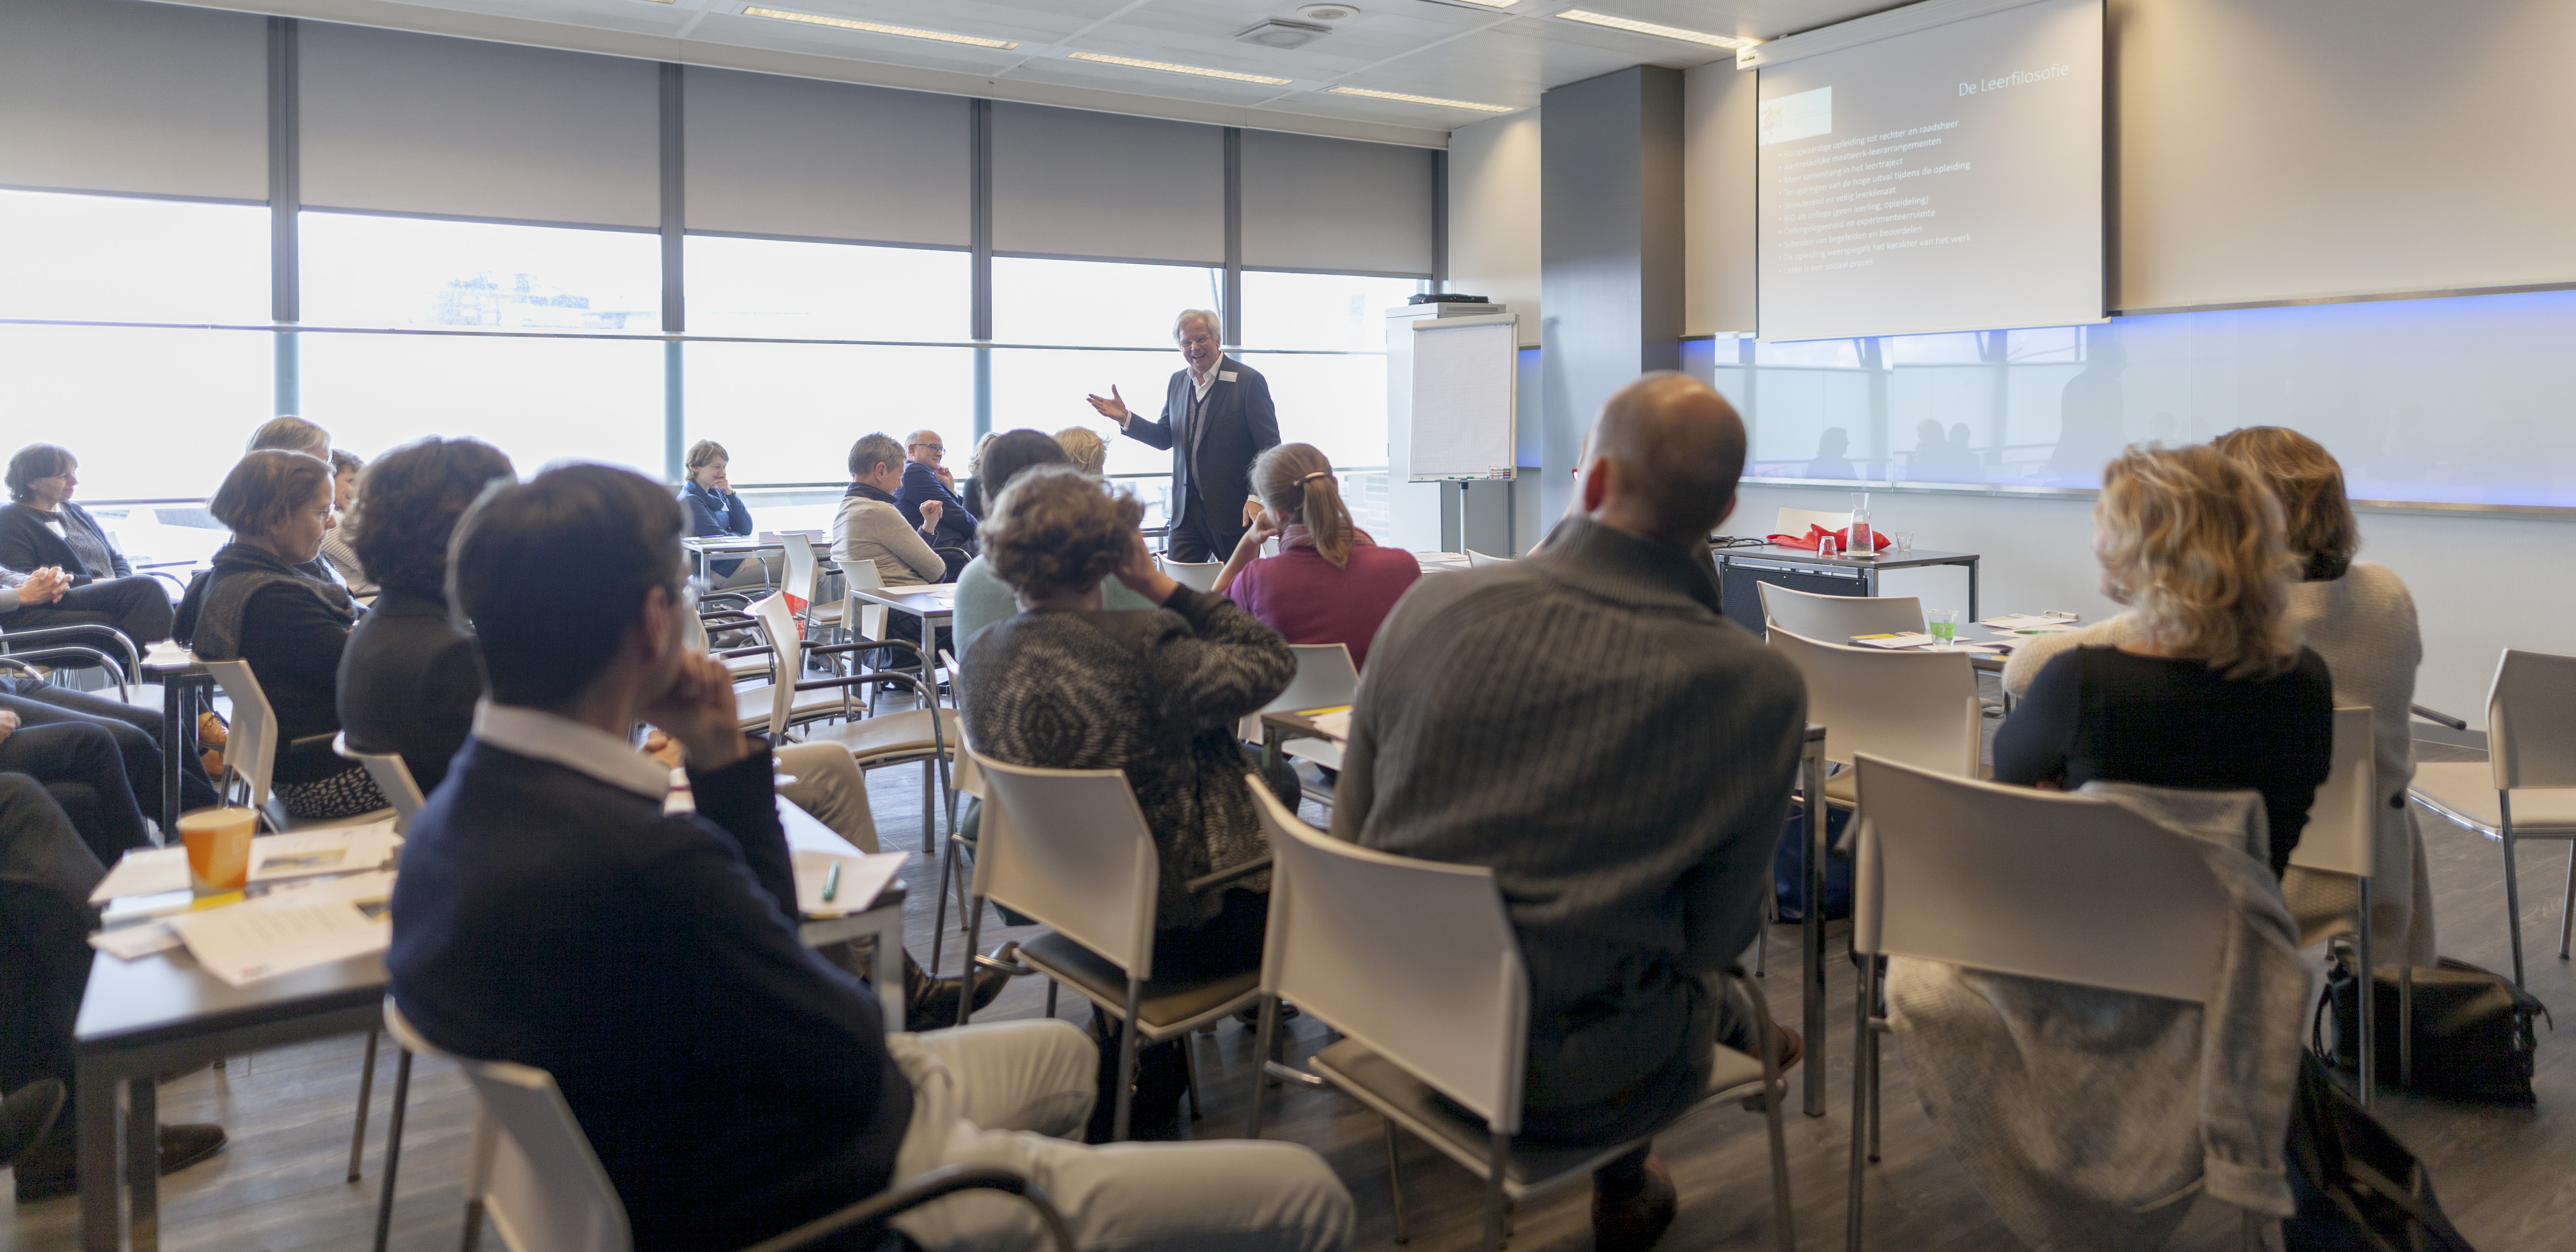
[1119,356,1280,553]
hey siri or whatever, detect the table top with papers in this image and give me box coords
[1844,612,2085,659]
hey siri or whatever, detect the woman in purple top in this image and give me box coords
[1215,443,1421,672]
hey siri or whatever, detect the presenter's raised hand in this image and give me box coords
[1084,385,1132,427]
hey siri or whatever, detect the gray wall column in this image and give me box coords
[971,99,994,438]
[1539,66,1683,528]
[268,17,300,415]
[661,63,686,483]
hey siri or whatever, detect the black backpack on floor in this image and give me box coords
[2311,954,2548,1106]
[2284,1051,2477,1251]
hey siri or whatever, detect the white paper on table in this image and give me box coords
[1981,614,2081,631]
[1306,709,1352,743]
[166,871,396,987]
[1848,632,1938,649]
[249,820,401,883]
[90,846,187,903]
[794,849,909,919]
[89,921,183,959]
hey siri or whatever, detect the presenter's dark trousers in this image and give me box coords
[0,575,178,653]
[1162,489,1238,562]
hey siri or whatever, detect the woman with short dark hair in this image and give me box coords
[0,443,178,648]
[176,451,385,820]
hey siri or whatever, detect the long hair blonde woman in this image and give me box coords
[1212,443,1421,670]
[1990,443,2334,875]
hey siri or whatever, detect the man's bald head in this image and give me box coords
[1584,373,1748,544]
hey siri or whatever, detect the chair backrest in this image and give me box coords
[1775,507,1852,536]
[747,592,807,738]
[2488,649,2576,790]
[780,534,819,604]
[1853,756,2229,1003]
[967,748,1162,980]
[2289,707,2377,879]
[1250,783,1529,1133]
[332,731,426,829]
[199,658,278,808]
[1160,560,1224,592]
[838,559,888,643]
[1758,582,1924,640]
[1464,548,1514,568]
[386,1000,628,1252]
[1765,627,1981,777]
[1238,643,1362,741]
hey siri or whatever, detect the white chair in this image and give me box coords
[962,749,1271,1141]
[1774,507,1852,537]
[1765,628,1982,809]
[332,731,426,830]
[1758,582,1924,642]
[198,658,395,832]
[1464,548,1515,568]
[2408,648,2576,990]
[1241,784,1795,1252]
[728,593,864,740]
[1238,643,1360,778]
[383,1001,1075,1252]
[1159,560,1224,592]
[1846,755,2261,1251]
[774,533,836,641]
[2288,706,2396,1102]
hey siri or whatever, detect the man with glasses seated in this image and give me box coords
[391,463,1352,1252]
[895,430,978,559]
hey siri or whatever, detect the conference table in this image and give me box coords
[847,582,956,694]
[73,801,905,1252]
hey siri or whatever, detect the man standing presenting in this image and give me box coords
[1084,310,1278,560]
[1331,373,1805,1252]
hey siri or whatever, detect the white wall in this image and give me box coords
[1734,483,2570,730]
[1681,59,1755,336]
[1445,107,1542,346]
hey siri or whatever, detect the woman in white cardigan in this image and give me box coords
[2003,427,2435,964]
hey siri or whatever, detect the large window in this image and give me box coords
[684,341,975,487]
[0,322,272,499]
[992,258,1221,348]
[300,331,665,476]
[1238,271,1421,352]
[300,211,661,333]
[0,189,268,325]
[686,236,969,342]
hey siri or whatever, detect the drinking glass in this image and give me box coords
[1927,609,1959,649]
[1894,531,1916,555]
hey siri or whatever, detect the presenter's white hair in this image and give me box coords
[1173,308,1224,343]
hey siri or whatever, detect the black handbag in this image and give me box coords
[2285,1051,2477,1250]
[2311,954,2548,1105]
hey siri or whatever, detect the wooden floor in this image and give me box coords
[9,736,2576,1252]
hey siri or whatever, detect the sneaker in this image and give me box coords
[1591,1155,1678,1251]
[13,1123,227,1204]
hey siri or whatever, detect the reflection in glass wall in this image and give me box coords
[1686,287,2576,508]
[301,212,661,332]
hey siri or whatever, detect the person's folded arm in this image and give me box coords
[685,739,793,911]
[863,506,948,583]
[1142,584,1295,731]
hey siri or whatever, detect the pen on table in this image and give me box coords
[822,860,841,903]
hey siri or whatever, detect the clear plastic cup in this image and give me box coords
[1894,531,1915,555]
[1927,610,1960,648]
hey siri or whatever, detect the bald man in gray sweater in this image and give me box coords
[1332,373,1805,1251]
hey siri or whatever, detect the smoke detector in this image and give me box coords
[1236,18,1333,49]
[1297,3,1362,20]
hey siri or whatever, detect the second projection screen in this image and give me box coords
[1756,0,2103,342]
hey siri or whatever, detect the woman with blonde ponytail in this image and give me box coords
[1215,443,1421,670]
[1992,443,2334,875]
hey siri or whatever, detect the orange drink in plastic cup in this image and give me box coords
[178,807,256,896]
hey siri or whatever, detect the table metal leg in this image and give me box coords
[1968,557,1980,621]
[865,907,905,1007]
[78,1061,119,1252]
[160,678,183,838]
[127,1075,157,1252]
[1801,733,1828,1118]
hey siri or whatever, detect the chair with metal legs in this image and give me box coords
[2286,706,2405,1102]
[2407,648,2576,991]
[1844,755,2282,1251]
[1242,783,1796,1252]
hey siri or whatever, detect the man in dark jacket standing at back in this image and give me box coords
[1083,309,1279,560]
[1332,372,1806,1252]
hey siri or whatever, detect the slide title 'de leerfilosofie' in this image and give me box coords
[1960,63,2072,96]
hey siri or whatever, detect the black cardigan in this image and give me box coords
[0,502,133,585]
[338,587,483,793]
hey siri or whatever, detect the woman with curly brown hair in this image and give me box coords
[1992,443,2334,875]
[959,465,1294,1136]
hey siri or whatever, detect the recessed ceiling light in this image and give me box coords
[741,7,1020,50]
[1328,85,1513,113]
[1445,0,1515,7]
[1554,9,1757,50]
[1066,51,1293,86]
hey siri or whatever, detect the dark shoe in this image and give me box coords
[13,1123,225,1204]
[1771,1024,1804,1073]
[1235,1000,1299,1027]
[0,1080,64,1165]
[905,945,1016,1033]
[1592,1155,1678,1251]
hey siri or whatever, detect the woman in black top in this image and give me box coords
[0,444,177,648]
[1992,443,2333,875]
[175,451,386,820]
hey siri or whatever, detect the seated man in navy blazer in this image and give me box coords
[389,463,1351,1252]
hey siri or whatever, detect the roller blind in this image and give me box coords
[1240,129,1434,276]
[991,102,1223,265]
[0,0,268,201]
[683,68,969,247]
[300,22,660,228]
[2114,0,2576,310]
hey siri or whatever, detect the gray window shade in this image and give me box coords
[299,22,659,229]
[1240,129,1434,276]
[0,0,267,201]
[991,102,1223,265]
[682,68,968,248]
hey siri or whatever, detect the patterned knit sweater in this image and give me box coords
[960,585,1294,929]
